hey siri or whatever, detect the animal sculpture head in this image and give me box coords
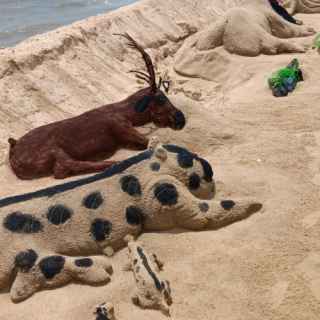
[117,33,186,130]
[147,137,216,200]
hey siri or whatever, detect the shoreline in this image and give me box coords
[0,0,139,48]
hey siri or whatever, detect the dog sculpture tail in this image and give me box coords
[8,138,17,148]
[8,138,17,157]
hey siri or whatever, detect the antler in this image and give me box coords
[114,33,157,92]
[129,70,151,83]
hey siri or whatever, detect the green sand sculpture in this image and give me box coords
[268,58,303,97]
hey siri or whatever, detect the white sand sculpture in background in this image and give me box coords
[174,1,316,79]
[283,0,320,14]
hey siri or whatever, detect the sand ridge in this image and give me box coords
[283,0,320,14]
[0,0,320,319]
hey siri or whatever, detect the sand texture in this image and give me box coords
[0,0,320,319]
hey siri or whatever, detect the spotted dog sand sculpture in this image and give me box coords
[0,138,262,302]
[94,303,116,320]
[8,33,185,180]
[283,0,320,14]
[174,1,316,74]
[124,235,172,315]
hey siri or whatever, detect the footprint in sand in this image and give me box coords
[270,281,290,309]
[302,210,320,229]
[298,131,320,186]
[310,132,320,185]
[297,253,320,302]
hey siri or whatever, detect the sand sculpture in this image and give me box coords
[283,0,320,14]
[8,33,186,180]
[268,58,304,96]
[0,137,262,302]
[124,235,172,315]
[173,0,316,79]
[313,33,320,52]
[94,303,116,320]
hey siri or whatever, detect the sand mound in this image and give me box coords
[1,0,320,319]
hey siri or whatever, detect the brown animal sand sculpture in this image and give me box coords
[124,235,172,316]
[0,138,262,302]
[174,1,316,69]
[283,0,320,14]
[8,33,186,180]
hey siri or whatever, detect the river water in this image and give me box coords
[0,0,138,47]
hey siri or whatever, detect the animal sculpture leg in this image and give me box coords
[131,290,170,314]
[269,11,315,37]
[242,32,307,55]
[114,125,149,151]
[53,148,117,179]
[10,252,113,302]
[151,253,164,271]
[269,37,308,54]
[131,291,150,308]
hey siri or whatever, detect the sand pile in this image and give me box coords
[0,0,320,319]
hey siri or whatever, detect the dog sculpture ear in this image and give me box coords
[154,145,167,161]
[135,95,153,113]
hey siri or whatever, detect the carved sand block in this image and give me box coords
[0,137,262,302]
[124,235,172,316]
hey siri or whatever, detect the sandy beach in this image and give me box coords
[0,0,320,319]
